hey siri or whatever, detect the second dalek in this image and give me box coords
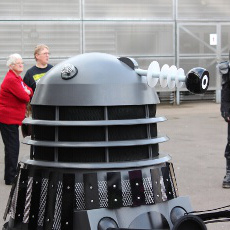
[3,53,210,230]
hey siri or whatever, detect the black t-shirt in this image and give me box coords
[23,64,53,93]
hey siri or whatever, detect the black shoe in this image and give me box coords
[222,175,230,188]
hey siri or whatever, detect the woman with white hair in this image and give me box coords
[0,53,33,185]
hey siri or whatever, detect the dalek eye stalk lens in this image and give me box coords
[2,52,226,230]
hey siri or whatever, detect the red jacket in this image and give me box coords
[0,70,33,125]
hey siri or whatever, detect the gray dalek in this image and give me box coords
[2,52,224,230]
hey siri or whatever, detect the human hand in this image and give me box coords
[24,87,31,95]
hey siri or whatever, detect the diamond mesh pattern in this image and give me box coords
[121,179,133,207]
[10,171,21,219]
[75,182,86,210]
[98,181,108,208]
[23,177,33,223]
[143,177,154,204]
[37,178,49,226]
[53,181,63,230]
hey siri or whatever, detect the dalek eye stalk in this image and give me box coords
[2,52,228,230]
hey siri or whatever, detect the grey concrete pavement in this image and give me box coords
[0,102,230,229]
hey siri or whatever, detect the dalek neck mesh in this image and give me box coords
[28,104,167,163]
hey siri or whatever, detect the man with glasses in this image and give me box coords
[23,44,53,93]
[22,44,53,137]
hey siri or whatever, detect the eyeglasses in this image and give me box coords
[14,62,24,65]
[39,52,50,56]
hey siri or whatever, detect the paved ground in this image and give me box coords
[0,101,230,229]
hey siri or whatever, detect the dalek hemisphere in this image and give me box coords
[3,53,210,230]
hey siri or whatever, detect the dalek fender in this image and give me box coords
[3,53,210,230]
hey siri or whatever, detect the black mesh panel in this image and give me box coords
[32,105,55,120]
[58,148,105,162]
[148,104,156,117]
[58,126,105,141]
[150,124,157,137]
[108,125,147,141]
[151,144,159,157]
[108,105,146,120]
[109,146,150,162]
[33,126,55,141]
[33,146,55,161]
[59,106,104,121]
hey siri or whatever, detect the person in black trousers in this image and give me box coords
[0,54,33,185]
[217,60,230,188]
[0,123,19,185]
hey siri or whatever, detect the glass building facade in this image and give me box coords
[0,0,230,103]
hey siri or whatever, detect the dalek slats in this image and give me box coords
[24,104,166,163]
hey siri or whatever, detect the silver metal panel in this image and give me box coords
[0,0,80,20]
[22,136,169,147]
[21,153,172,169]
[84,22,174,56]
[83,0,173,20]
[179,24,217,55]
[33,81,160,106]
[177,0,230,20]
[221,24,230,56]
[23,117,167,126]
[0,22,22,57]
[0,21,82,58]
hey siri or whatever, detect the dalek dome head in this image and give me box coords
[32,52,160,106]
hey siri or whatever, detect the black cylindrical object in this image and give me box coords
[172,215,207,230]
